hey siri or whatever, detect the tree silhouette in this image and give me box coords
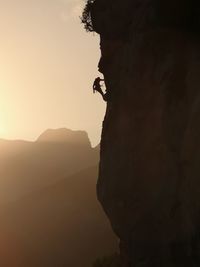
[81,0,95,32]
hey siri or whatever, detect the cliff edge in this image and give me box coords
[84,1,200,266]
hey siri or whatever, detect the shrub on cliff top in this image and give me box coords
[81,0,95,32]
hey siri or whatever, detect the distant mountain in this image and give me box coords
[1,166,118,267]
[37,128,91,146]
[0,129,117,267]
[0,128,99,204]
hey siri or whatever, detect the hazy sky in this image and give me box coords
[0,0,105,146]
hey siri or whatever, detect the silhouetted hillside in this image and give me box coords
[1,166,117,267]
[0,128,99,203]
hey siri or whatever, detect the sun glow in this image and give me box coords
[0,125,6,137]
[0,0,103,145]
[0,114,6,137]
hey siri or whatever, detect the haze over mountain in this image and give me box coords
[0,128,117,266]
[37,128,91,145]
[0,128,99,203]
[1,166,117,267]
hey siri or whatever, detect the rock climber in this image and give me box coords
[93,77,107,101]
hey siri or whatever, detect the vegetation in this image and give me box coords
[93,253,121,267]
[81,0,95,32]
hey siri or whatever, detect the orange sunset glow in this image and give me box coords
[0,0,105,146]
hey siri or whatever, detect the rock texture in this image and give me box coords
[88,0,200,266]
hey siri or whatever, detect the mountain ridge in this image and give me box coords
[37,128,91,146]
[0,128,98,204]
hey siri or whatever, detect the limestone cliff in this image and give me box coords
[84,1,200,266]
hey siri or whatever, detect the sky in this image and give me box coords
[0,0,105,146]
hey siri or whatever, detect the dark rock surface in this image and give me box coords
[86,0,200,266]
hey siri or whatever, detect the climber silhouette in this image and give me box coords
[93,77,107,101]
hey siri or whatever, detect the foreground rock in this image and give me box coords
[85,0,200,266]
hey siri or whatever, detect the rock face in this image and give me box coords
[86,0,200,266]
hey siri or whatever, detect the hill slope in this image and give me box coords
[1,166,117,267]
[0,128,98,203]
